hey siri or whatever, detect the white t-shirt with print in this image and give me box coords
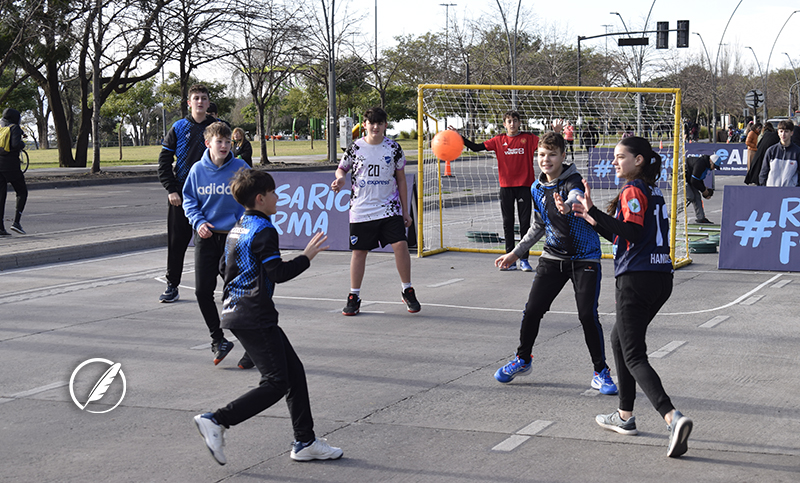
[338,137,406,223]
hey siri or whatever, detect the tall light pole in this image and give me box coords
[440,3,457,78]
[694,32,717,141]
[746,46,764,122]
[764,10,800,121]
[783,52,798,116]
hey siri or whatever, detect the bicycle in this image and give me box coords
[20,149,29,173]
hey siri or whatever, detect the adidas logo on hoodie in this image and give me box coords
[196,183,232,195]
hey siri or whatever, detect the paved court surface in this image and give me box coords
[1,242,799,482]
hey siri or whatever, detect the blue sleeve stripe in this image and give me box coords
[262,254,280,263]
[162,147,175,153]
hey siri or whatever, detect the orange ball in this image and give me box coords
[432,130,464,162]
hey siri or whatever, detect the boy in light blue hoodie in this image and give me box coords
[183,122,250,367]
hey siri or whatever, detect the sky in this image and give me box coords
[370,0,800,75]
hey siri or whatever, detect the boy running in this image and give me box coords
[194,169,342,465]
[331,107,420,316]
[493,133,617,395]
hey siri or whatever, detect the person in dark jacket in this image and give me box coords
[0,108,28,235]
[232,127,253,166]
[745,123,779,185]
[685,154,720,224]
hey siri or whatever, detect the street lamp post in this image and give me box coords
[783,52,798,116]
[764,10,800,121]
[440,3,457,76]
[746,46,764,122]
[693,33,717,141]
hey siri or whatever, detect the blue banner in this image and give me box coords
[719,186,800,272]
[686,143,748,176]
[585,148,674,190]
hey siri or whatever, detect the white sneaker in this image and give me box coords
[194,413,226,465]
[290,438,343,461]
[499,262,518,271]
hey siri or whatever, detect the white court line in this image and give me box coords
[7,381,67,398]
[649,340,686,359]
[739,295,764,306]
[661,274,783,316]
[772,279,792,289]
[426,278,464,288]
[517,420,554,436]
[492,435,530,452]
[699,315,729,328]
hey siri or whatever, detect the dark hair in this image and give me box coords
[208,102,218,114]
[364,106,388,124]
[607,136,662,214]
[503,110,520,122]
[763,122,775,132]
[539,132,565,154]
[204,121,232,141]
[777,120,795,132]
[188,84,209,97]
[230,168,275,208]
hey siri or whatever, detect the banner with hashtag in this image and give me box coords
[720,186,800,271]
[585,148,675,189]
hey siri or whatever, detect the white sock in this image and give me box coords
[401,282,412,291]
[350,288,360,298]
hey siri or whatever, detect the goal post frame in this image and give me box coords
[415,83,691,270]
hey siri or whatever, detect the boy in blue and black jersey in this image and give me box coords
[493,132,617,395]
[192,168,343,466]
[157,84,217,303]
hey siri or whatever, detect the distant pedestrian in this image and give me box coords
[745,122,779,185]
[581,121,599,155]
[563,120,575,161]
[232,127,253,166]
[0,108,28,236]
[566,136,693,458]
[745,122,761,171]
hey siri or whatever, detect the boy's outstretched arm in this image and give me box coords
[448,126,486,152]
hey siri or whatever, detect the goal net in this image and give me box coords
[414,84,691,269]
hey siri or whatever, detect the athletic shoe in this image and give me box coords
[342,293,360,316]
[591,368,619,395]
[238,353,254,370]
[596,411,638,436]
[667,410,693,458]
[519,259,533,272]
[194,413,226,465]
[211,338,234,365]
[290,438,343,461]
[494,356,532,383]
[0,229,9,236]
[499,262,518,271]
[9,223,25,235]
[159,284,179,303]
[695,218,714,224]
[402,287,421,313]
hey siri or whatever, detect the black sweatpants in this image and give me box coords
[0,169,27,226]
[194,232,227,341]
[213,325,315,443]
[516,258,608,373]
[499,186,531,259]
[165,202,194,286]
[613,271,675,418]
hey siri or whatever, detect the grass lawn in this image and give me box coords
[25,138,422,170]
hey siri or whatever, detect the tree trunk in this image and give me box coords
[46,61,77,167]
[257,101,269,165]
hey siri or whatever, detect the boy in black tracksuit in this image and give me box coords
[157,84,216,303]
[193,169,343,466]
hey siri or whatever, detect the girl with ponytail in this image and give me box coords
[557,136,694,458]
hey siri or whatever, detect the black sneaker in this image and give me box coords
[342,293,360,316]
[0,228,10,236]
[402,287,421,313]
[9,223,25,235]
[238,353,254,370]
[159,284,179,303]
[211,338,234,365]
[695,218,714,224]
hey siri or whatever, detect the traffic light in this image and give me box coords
[656,22,669,49]
[677,20,690,48]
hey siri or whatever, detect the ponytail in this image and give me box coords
[607,136,662,214]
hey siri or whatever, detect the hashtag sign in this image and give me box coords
[593,159,613,178]
[733,210,776,247]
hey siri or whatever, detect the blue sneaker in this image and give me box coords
[494,356,532,383]
[591,367,619,395]
[519,259,533,272]
[667,410,693,458]
[499,261,517,271]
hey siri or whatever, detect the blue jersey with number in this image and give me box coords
[612,179,673,276]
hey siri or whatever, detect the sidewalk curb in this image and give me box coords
[0,233,166,271]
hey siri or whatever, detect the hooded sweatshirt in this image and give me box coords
[759,141,800,187]
[513,163,602,261]
[0,108,25,172]
[182,149,249,232]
